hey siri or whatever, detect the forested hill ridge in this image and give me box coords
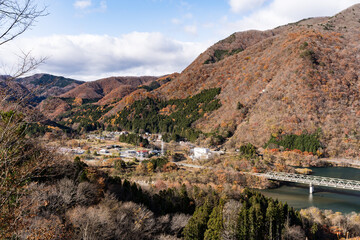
[0,73,83,105]
[16,74,84,98]
[38,75,161,121]
[59,76,158,102]
[112,3,360,157]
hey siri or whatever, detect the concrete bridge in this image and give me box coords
[255,171,360,193]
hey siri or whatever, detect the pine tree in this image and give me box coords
[183,201,212,240]
[204,200,224,240]
[237,201,249,240]
[266,201,277,240]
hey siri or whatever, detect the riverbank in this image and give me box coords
[321,158,360,169]
[259,167,360,213]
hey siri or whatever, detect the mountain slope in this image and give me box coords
[0,79,41,106]
[39,76,161,122]
[60,76,157,101]
[106,4,360,157]
[17,74,84,97]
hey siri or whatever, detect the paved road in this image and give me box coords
[175,162,209,169]
[322,158,360,167]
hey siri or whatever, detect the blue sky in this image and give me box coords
[2,0,360,80]
[29,0,235,42]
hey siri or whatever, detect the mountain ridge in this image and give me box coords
[104,4,360,157]
[3,4,360,157]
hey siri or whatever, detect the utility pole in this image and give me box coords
[161,139,165,156]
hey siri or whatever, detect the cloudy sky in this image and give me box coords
[1,0,359,81]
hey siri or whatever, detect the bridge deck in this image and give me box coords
[255,171,360,191]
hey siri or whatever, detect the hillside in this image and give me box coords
[60,76,157,101]
[105,4,360,157]
[0,79,40,107]
[17,74,84,97]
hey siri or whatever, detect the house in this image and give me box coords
[120,150,137,158]
[99,149,110,155]
[136,150,149,158]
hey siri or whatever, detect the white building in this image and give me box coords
[99,149,110,155]
[120,150,137,158]
[191,147,212,160]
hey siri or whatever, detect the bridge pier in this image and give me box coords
[309,183,314,194]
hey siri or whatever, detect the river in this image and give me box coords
[259,167,360,213]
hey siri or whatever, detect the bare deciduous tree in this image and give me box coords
[0,0,47,79]
[170,213,191,237]
[0,0,46,46]
[222,200,242,240]
[0,111,58,237]
[0,0,47,223]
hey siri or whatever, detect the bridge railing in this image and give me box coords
[255,171,360,191]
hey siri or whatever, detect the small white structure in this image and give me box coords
[120,150,137,158]
[73,148,85,155]
[191,147,212,160]
[136,150,149,158]
[99,149,110,155]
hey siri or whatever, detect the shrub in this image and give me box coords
[237,102,244,110]
[239,143,257,159]
[300,49,318,65]
[114,159,126,171]
[204,48,243,64]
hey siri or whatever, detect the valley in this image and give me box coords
[2,2,360,239]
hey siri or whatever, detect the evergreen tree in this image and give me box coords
[266,201,277,240]
[237,201,249,240]
[204,200,224,240]
[183,200,213,240]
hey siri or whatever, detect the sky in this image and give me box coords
[1,0,359,81]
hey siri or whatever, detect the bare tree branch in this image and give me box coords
[0,0,47,46]
[6,50,48,80]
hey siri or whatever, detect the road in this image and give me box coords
[322,158,360,167]
[175,162,209,169]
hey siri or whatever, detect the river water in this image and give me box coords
[259,167,360,213]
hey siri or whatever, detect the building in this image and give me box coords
[120,150,137,158]
[136,150,149,158]
[99,149,110,155]
[190,147,212,160]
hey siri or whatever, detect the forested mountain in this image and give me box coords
[103,4,360,157]
[17,73,84,97]
[4,4,360,157]
[60,76,157,101]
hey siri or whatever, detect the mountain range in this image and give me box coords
[2,4,360,157]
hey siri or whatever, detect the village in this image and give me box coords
[55,130,226,168]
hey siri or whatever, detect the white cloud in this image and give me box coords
[184,25,198,35]
[74,0,107,13]
[228,0,266,13]
[100,0,107,10]
[184,13,193,19]
[0,33,208,81]
[74,0,92,9]
[171,18,181,25]
[223,0,360,34]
